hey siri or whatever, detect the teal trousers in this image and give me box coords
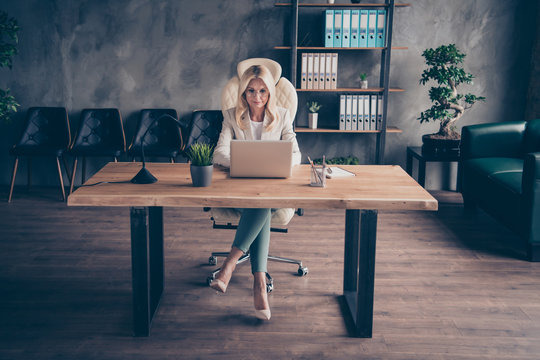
[232,208,271,274]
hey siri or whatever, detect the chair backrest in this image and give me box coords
[71,108,126,154]
[220,58,298,121]
[184,59,296,154]
[129,109,182,156]
[16,107,70,149]
[184,110,223,150]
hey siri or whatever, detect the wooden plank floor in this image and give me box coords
[1,188,540,359]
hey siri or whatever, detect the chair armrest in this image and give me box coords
[461,121,526,160]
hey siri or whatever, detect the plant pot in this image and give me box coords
[190,164,213,187]
[308,113,318,129]
[421,134,461,157]
[360,80,368,89]
[327,0,335,3]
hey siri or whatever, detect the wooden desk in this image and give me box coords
[68,163,437,337]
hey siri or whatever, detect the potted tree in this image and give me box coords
[186,143,214,187]
[418,44,485,156]
[307,101,322,129]
[0,11,20,123]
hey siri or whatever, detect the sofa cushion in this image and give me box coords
[464,157,524,178]
[462,157,526,234]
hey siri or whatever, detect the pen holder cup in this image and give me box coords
[310,166,326,187]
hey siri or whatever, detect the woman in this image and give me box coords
[211,64,301,320]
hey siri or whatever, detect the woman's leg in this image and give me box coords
[236,208,272,318]
[211,208,271,293]
[232,208,272,261]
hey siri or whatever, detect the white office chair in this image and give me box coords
[206,58,307,291]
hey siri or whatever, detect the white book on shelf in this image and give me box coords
[331,53,338,89]
[339,95,346,130]
[313,53,320,90]
[363,95,370,130]
[357,95,365,131]
[377,94,383,130]
[307,53,314,90]
[319,53,325,90]
[345,95,352,130]
[370,94,377,130]
[325,53,332,89]
[351,95,358,131]
[301,53,307,89]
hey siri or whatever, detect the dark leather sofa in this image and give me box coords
[460,119,540,261]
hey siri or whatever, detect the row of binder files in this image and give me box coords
[300,53,338,90]
[325,9,386,48]
[339,94,384,131]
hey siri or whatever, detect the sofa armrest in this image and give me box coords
[460,121,526,160]
[523,152,540,246]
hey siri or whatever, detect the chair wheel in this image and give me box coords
[298,267,309,276]
[206,276,214,286]
[266,272,273,293]
[208,256,217,265]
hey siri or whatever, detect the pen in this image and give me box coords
[307,156,324,184]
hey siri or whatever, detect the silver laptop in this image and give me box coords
[230,140,294,178]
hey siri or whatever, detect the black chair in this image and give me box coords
[8,107,71,202]
[127,109,183,163]
[68,108,125,194]
[186,110,307,291]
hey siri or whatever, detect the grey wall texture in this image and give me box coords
[0,0,536,190]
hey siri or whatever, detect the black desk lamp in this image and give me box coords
[131,114,183,184]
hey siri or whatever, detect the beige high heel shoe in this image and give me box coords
[209,278,227,293]
[254,308,271,320]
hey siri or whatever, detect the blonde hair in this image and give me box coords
[235,65,279,131]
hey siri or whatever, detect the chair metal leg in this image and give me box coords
[81,157,86,184]
[27,157,32,191]
[62,156,72,187]
[8,157,19,203]
[56,156,66,201]
[69,157,78,195]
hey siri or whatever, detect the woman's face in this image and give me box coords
[244,78,269,111]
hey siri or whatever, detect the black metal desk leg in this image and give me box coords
[130,206,165,337]
[406,149,413,176]
[418,159,427,187]
[342,209,378,338]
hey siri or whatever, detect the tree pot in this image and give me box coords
[360,80,368,89]
[421,134,461,157]
[190,164,213,187]
[308,113,318,129]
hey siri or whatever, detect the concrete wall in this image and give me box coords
[526,1,540,120]
[0,0,535,190]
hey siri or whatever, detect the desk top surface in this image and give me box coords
[67,163,438,211]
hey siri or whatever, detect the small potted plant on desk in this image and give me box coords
[418,43,485,156]
[307,101,322,129]
[187,143,214,187]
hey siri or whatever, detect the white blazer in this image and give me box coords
[213,107,302,168]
